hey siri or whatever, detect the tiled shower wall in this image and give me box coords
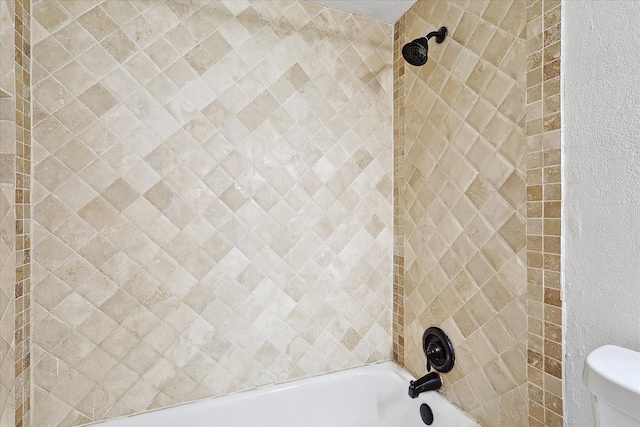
[395,1,528,426]
[30,1,393,425]
[0,103,16,427]
[525,1,563,426]
[1,0,32,426]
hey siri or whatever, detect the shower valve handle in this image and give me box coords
[422,327,455,373]
[425,342,443,372]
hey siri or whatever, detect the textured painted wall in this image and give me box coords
[563,1,640,425]
[30,1,393,425]
[396,1,528,426]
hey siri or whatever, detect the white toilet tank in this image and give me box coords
[584,345,640,426]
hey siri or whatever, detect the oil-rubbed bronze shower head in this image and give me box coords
[402,37,429,66]
[402,26,448,67]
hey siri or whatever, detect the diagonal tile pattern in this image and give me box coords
[396,1,527,426]
[0,0,13,95]
[0,186,15,427]
[31,1,393,425]
[0,3,15,425]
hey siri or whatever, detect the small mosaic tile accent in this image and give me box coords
[526,1,563,426]
[392,15,406,366]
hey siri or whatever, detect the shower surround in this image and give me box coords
[30,1,393,424]
[1,0,567,426]
[394,1,529,426]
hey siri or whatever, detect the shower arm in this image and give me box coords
[425,27,448,44]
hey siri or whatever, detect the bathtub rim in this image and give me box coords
[83,360,476,426]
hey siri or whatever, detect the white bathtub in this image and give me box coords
[92,361,478,427]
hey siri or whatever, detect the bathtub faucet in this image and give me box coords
[408,372,442,398]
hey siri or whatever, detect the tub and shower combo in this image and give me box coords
[85,24,477,427]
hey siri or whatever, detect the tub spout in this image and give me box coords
[408,372,442,398]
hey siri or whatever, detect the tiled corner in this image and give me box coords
[1,0,32,426]
[392,15,406,366]
[395,1,528,426]
[31,1,394,424]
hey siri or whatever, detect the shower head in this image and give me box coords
[402,37,429,66]
[402,27,448,67]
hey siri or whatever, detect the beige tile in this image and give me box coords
[499,213,526,252]
[483,356,518,395]
[54,138,97,173]
[53,99,97,134]
[54,178,99,215]
[33,196,71,233]
[465,175,494,209]
[32,2,394,424]
[54,60,96,96]
[499,171,526,208]
[101,30,138,64]
[34,76,75,115]
[0,153,14,183]
[77,196,119,231]
[101,0,139,27]
[56,1,96,20]
[34,36,74,74]
[124,52,162,86]
[77,44,121,80]
[77,235,118,269]
[78,83,119,117]
[122,15,160,50]
[101,178,139,212]
[77,5,119,42]
[467,291,497,326]
[482,1,510,27]
[484,29,516,68]
[34,155,74,192]
[467,19,497,57]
